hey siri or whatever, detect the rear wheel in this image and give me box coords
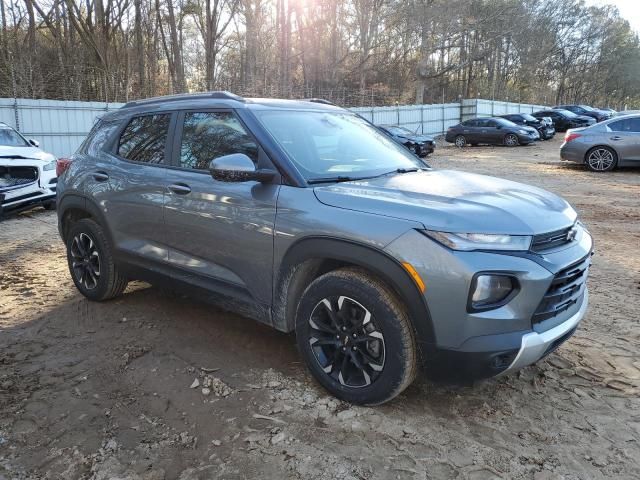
[295,268,417,405]
[454,135,466,148]
[66,218,128,301]
[585,146,617,172]
[504,133,519,147]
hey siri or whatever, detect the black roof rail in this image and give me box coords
[307,98,337,106]
[123,91,246,108]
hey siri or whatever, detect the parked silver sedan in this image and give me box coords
[560,114,640,172]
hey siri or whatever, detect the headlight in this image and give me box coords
[422,230,532,251]
[469,274,517,311]
[518,129,528,135]
[43,160,56,171]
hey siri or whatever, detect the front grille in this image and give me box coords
[0,166,39,191]
[531,226,574,252]
[532,255,590,325]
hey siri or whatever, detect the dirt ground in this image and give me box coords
[1,137,639,480]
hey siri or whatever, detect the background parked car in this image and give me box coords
[532,109,595,132]
[499,113,555,140]
[554,105,611,122]
[560,114,640,172]
[614,110,640,117]
[0,122,57,217]
[377,125,435,157]
[445,117,538,147]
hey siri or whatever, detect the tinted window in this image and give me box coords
[461,120,477,127]
[117,114,170,164]
[609,118,640,132]
[80,119,120,155]
[179,112,258,170]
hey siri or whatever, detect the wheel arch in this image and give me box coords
[273,237,436,348]
[58,194,112,244]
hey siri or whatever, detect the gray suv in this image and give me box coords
[57,92,593,405]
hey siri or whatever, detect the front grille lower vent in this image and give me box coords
[532,254,590,325]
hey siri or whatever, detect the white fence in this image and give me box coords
[0,98,123,158]
[0,97,548,158]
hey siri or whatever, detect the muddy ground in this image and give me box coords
[0,137,639,480]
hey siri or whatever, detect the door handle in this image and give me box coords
[610,136,623,141]
[92,171,109,182]
[168,183,192,195]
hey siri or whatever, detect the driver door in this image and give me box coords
[163,110,280,306]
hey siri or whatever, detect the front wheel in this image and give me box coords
[295,268,417,405]
[504,133,519,147]
[585,146,617,172]
[454,135,466,148]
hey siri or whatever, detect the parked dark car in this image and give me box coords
[377,125,435,157]
[499,113,555,140]
[532,109,595,132]
[445,117,538,147]
[554,105,610,122]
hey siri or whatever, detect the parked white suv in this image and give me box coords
[0,122,57,217]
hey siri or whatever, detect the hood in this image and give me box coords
[574,115,594,123]
[314,170,577,235]
[0,145,55,162]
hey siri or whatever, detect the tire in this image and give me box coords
[454,135,466,148]
[504,133,519,147]
[295,267,417,405]
[66,218,128,301]
[585,146,617,172]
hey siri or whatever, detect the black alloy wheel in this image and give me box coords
[70,232,101,290]
[308,295,385,388]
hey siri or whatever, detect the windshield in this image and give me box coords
[557,109,577,118]
[0,126,30,147]
[255,111,424,181]
[522,114,537,122]
[495,118,517,127]
[387,126,413,135]
[580,105,595,111]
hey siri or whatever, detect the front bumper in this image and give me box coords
[499,288,587,376]
[517,132,538,144]
[384,226,593,380]
[0,176,57,217]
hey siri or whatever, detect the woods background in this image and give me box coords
[1,0,639,107]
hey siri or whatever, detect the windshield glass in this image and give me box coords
[255,110,424,181]
[557,109,577,118]
[388,126,413,135]
[0,126,30,147]
[495,118,517,127]
[522,114,537,122]
[580,105,595,111]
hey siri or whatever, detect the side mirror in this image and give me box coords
[29,139,40,148]
[209,153,276,183]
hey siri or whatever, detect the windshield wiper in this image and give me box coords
[307,175,363,184]
[307,168,424,185]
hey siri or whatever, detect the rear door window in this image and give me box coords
[609,118,640,132]
[117,114,171,164]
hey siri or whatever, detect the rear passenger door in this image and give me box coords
[101,112,175,264]
[163,110,280,307]
[607,118,640,162]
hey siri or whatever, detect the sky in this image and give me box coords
[585,0,640,33]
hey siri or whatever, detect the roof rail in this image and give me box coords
[307,98,337,106]
[123,91,246,108]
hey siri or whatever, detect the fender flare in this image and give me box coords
[274,236,436,348]
[57,193,112,244]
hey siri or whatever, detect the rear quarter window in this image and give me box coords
[79,119,121,156]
